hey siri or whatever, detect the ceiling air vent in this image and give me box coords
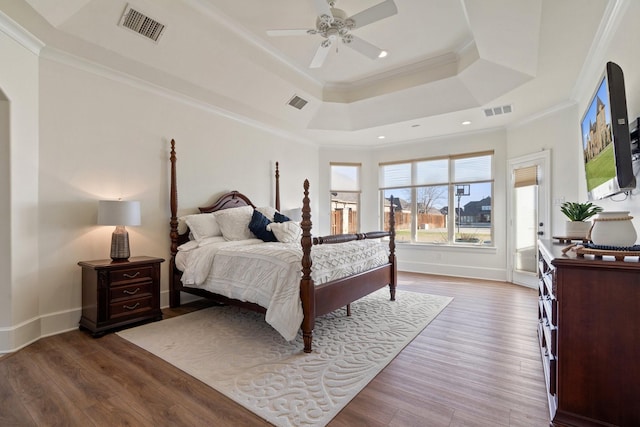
[287,95,308,110]
[120,5,165,43]
[484,104,513,117]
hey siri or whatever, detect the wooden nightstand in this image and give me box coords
[78,256,165,336]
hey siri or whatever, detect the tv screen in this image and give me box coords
[580,62,635,200]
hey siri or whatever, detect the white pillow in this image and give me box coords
[213,205,254,241]
[267,221,302,243]
[183,213,221,241]
[256,206,277,221]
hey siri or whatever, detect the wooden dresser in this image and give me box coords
[537,240,639,426]
[79,256,164,336]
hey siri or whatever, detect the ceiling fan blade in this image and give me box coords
[343,35,383,60]
[310,40,332,68]
[266,29,314,37]
[311,0,334,23]
[348,0,397,29]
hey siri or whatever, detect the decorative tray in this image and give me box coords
[573,243,640,261]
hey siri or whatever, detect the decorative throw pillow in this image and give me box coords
[274,211,291,223]
[183,213,221,241]
[267,221,302,243]
[256,206,277,221]
[248,209,277,242]
[213,205,255,241]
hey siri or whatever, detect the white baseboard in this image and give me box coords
[398,260,508,282]
[0,308,82,354]
[1,291,204,354]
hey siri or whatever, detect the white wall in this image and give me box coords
[0,93,9,329]
[507,105,581,236]
[0,27,40,352]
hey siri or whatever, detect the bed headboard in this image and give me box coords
[169,139,280,255]
[198,191,255,213]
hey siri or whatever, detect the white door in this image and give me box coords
[508,151,550,288]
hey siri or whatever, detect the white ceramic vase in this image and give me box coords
[589,211,637,247]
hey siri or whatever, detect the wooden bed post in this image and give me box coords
[275,161,280,212]
[169,139,181,308]
[300,179,315,353]
[389,195,397,301]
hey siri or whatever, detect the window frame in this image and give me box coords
[379,151,494,246]
[330,162,361,234]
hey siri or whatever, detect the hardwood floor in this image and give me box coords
[0,273,550,426]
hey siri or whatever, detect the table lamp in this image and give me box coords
[98,200,141,261]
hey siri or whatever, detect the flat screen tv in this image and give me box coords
[580,61,636,200]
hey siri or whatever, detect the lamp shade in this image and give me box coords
[98,200,141,226]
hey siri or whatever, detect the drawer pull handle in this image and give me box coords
[123,288,140,295]
[123,303,140,311]
[123,272,141,279]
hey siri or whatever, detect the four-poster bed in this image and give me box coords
[168,139,397,352]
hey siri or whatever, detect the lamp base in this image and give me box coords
[110,225,131,261]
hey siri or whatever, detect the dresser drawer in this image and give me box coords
[109,296,153,319]
[109,266,154,284]
[110,281,153,302]
[540,293,557,327]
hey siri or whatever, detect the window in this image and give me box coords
[380,152,493,245]
[330,163,360,234]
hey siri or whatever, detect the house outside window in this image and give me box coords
[330,163,361,234]
[379,151,493,246]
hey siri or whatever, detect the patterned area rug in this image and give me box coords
[118,289,452,427]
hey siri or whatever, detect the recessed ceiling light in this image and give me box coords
[462,121,471,125]
[378,51,388,58]
[377,135,386,139]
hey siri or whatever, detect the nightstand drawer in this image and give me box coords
[109,296,153,319]
[110,281,153,302]
[110,266,154,284]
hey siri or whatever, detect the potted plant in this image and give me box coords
[560,201,602,238]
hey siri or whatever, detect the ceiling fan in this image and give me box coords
[266,0,398,68]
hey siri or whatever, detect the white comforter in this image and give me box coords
[175,238,390,341]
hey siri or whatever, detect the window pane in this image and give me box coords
[380,163,411,188]
[383,188,411,243]
[415,185,449,243]
[416,159,448,185]
[331,165,360,191]
[331,192,359,234]
[453,182,492,245]
[453,155,492,181]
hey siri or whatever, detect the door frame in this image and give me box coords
[507,150,551,287]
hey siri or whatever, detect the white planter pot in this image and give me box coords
[565,221,591,238]
[590,211,637,247]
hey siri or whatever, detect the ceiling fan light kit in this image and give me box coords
[267,0,397,68]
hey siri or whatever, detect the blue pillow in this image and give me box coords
[274,211,291,223]
[249,210,277,242]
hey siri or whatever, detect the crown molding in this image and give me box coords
[0,9,44,54]
[570,0,630,101]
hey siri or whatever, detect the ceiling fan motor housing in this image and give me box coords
[316,7,354,39]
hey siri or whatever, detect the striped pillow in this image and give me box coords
[267,221,301,243]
